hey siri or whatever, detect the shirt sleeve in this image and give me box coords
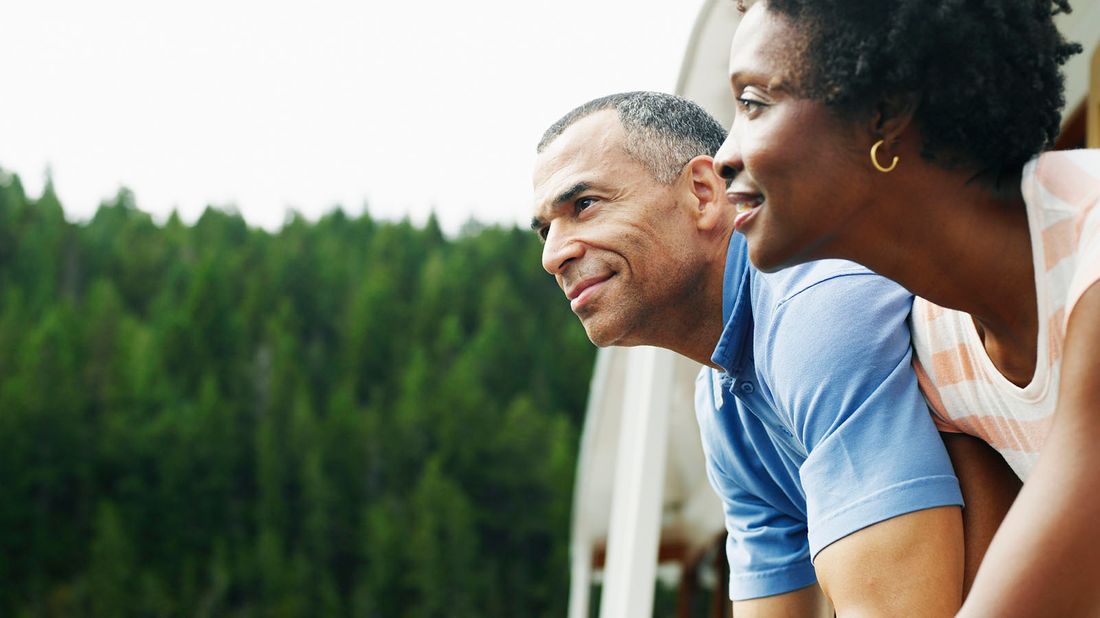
[694,369,818,600]
[764,274,963,558]
[1066,191,1100,321]
[1034,149,1100,323]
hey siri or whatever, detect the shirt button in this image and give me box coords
[739,382,755,394]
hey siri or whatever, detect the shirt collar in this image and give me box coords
[711,232,753,374]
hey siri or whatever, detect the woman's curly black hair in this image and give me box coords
[739,0,1082,182]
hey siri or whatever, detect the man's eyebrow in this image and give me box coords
[530,181,592,232]
[553,181,591,207]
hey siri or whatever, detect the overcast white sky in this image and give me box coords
[0,0,706,234]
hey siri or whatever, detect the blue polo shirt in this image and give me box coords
[696,234,962,601]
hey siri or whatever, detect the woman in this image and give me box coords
[712,0,1098,615]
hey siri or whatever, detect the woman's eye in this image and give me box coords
[735,87,769,114]
[736,97,764,113]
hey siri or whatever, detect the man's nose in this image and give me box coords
[541,223,584,276]
[713,130,742,181]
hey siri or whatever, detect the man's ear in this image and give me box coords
[869,93,919,144]
[685,155,726,232]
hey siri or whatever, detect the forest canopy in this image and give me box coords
[0,169,596,617]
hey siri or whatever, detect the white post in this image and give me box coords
[567,348,616,618]
[599,346,673,618]
[567,539,593,618]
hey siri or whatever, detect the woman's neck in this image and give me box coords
[845,165,1039,385]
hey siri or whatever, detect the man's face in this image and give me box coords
[531,111,706,347]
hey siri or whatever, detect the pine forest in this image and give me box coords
[0,170,597,617]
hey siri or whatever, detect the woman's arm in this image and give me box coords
[941,432,1021,596]
[959,282,1100,615]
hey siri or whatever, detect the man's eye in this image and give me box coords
[576,197,596,212]
[537,224,550,241]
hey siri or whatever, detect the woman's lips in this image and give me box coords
[729,192,764,230]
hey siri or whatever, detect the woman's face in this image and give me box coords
[713,3,874,272]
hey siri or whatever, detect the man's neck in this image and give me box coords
[657,229,735,369]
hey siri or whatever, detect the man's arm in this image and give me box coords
[959,283,1100,615]
[765,269,965,614]
[734,583,832,618]
[814,506,962,617]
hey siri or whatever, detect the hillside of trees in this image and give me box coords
[0,170,597,617]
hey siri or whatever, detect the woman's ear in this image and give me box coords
[870,93,919,144]
[685,155,726,232]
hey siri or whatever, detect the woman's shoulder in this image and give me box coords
[1026,149,1100,209]
[1023,150,1100,329]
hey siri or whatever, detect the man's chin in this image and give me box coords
[581,317,625,348]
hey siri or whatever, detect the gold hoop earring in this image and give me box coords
[870,139,898,173]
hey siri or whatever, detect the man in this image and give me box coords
[532,92,965,616]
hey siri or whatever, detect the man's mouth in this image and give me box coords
[567,274,613,312]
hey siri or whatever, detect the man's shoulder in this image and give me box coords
[753,259,892,307]
[752,260,915,379]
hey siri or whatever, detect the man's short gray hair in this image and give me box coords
[537,91,727,184]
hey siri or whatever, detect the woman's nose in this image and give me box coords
[713,131,742,180]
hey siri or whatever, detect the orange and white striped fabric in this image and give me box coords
[911,150,1100,480]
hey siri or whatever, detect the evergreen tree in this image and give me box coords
[0,178,596,617]
[89,501,136,618]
